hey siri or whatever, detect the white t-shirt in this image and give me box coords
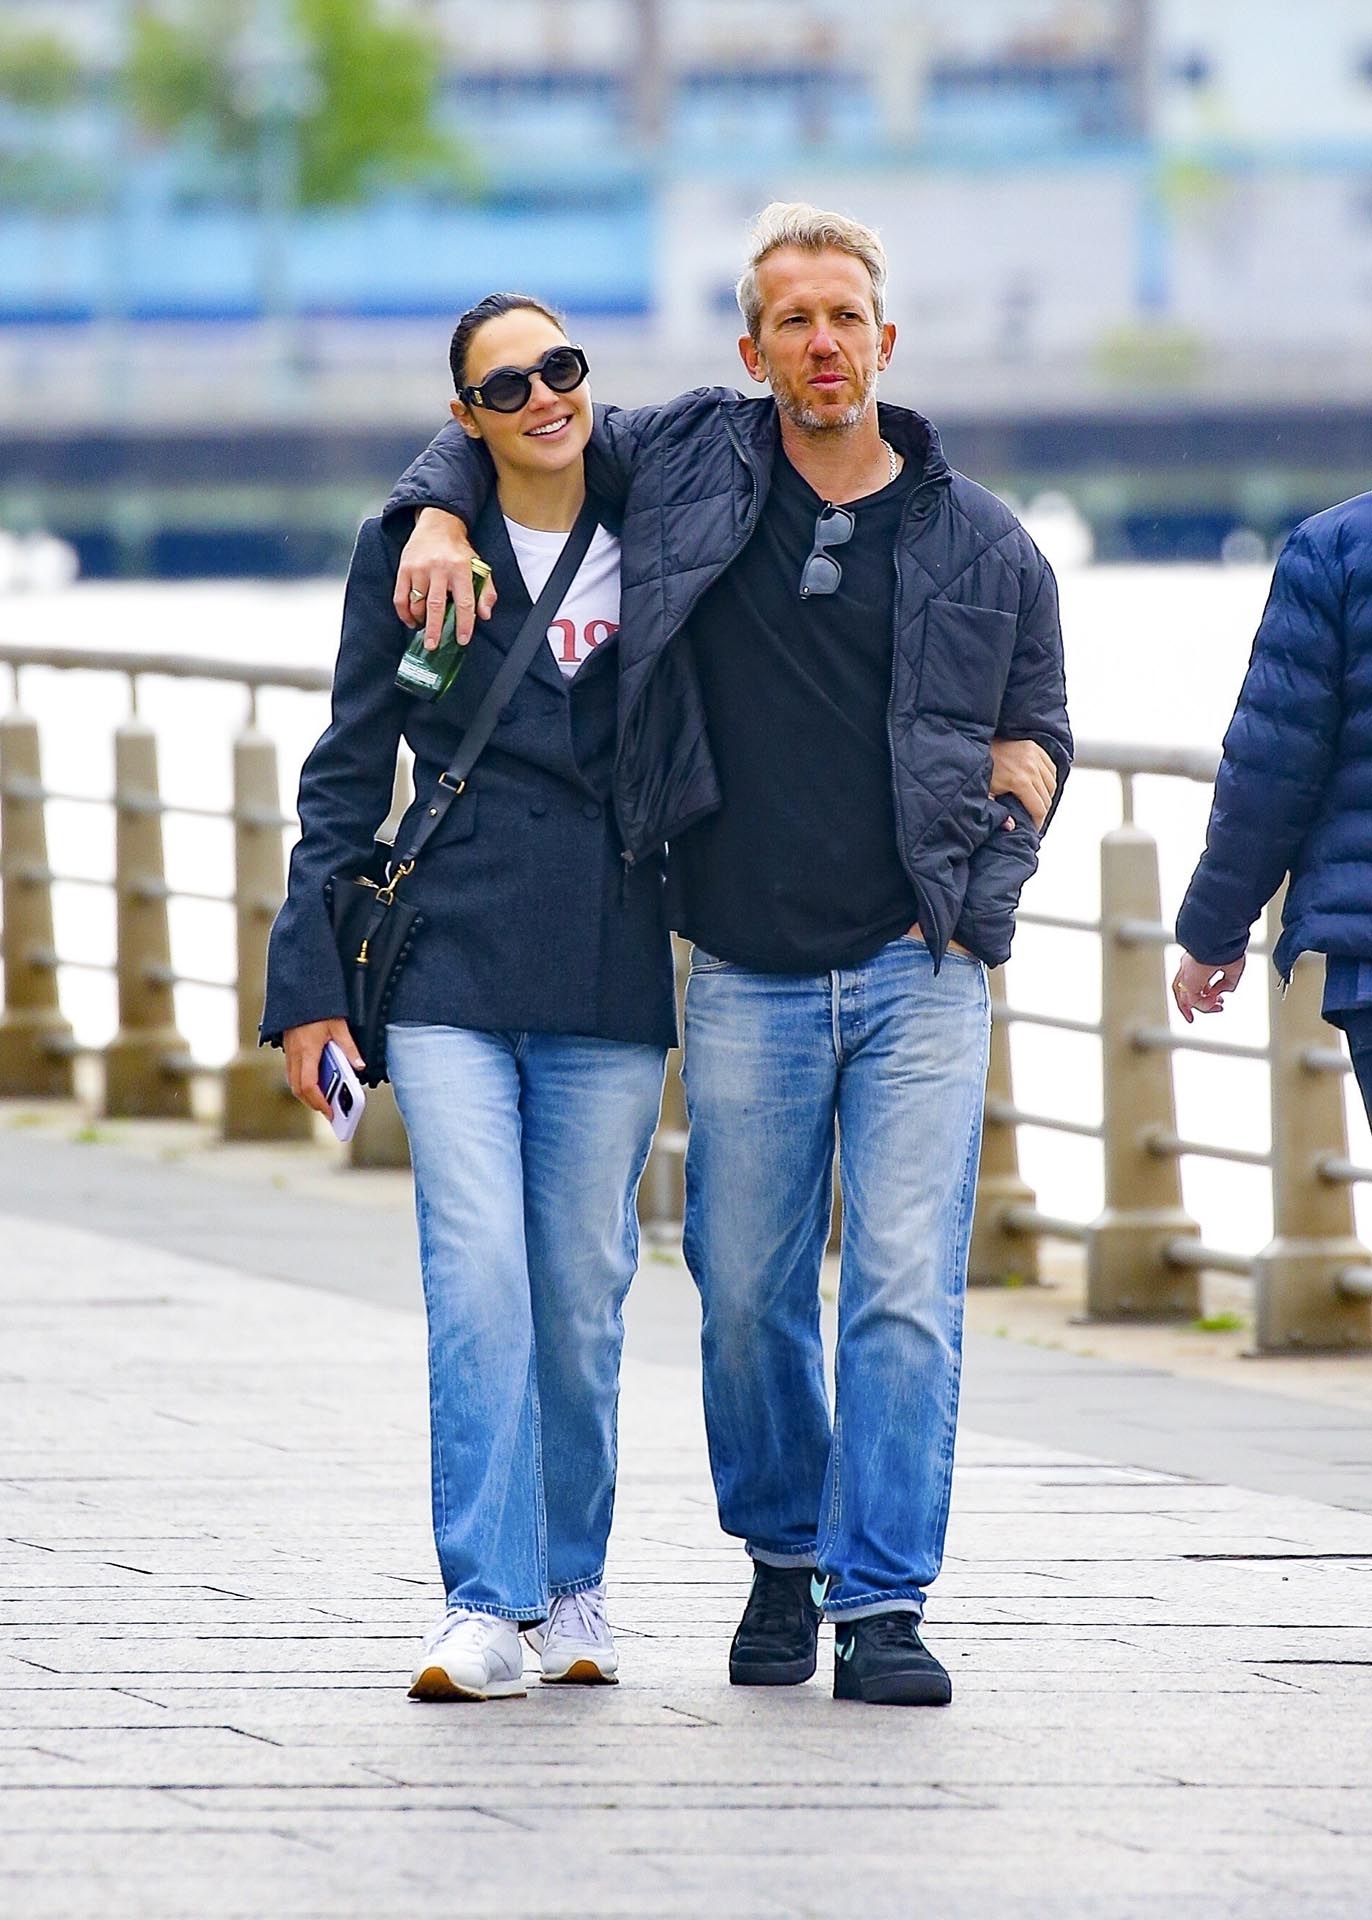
[503,517,621,679]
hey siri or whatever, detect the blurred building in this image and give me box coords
[2,0,1371,571]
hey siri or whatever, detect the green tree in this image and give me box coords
[126,0,477,206]
[0,28,89,207]
[0,27,82,110]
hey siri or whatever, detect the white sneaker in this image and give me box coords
[408,1607,527,1701]
[525,1584,619,1685]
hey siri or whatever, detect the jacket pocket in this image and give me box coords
[919,602,1017,727]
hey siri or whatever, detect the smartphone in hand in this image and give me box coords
[318,1040,366,1142]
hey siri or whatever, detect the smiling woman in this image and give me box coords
[444,295,597,535]
[261,289,674,1703]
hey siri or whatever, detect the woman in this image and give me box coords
[261,294,674,1702]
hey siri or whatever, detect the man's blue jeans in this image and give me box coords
[681,935,991,1621]
[387,1023,665,1621]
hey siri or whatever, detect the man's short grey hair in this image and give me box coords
[735,201,888,340]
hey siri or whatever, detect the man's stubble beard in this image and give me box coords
[767,361,879,434]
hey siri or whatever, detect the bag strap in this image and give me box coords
[382,499,599,891]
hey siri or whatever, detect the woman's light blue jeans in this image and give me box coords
[681,934,991,1621]
[387,1023,666,1621]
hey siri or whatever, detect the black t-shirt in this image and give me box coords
[669,442,921,972]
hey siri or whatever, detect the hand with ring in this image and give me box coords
[395,510,498,649]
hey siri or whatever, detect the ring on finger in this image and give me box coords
[408,587,426,603]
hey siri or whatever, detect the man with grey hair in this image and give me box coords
[381,203,1071,1706]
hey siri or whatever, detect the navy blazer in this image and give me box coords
[260,504,676,1053]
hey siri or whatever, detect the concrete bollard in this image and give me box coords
[1085,823,1201,1318]
[104,719,192,1118]
[0,711,77,1096]
[349,1079,411,1170]
[1252,897,1372,1351]
[968,968,1040,1285]
[640,936,688,1231]
[222,726,312,1141]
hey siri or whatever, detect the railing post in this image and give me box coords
[349,1081,411,1169]
[104,716,192,1118]
[640,937,688,1232]
[969,968,1040,1284]
[1086,823,1201,1318]
[1252,898,1372,1351]
[0,708,77,1096]
[222,719,312,1141]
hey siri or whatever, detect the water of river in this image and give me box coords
[3,563,1367,1255]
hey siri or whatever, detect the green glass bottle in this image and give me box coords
[394,558,492,702]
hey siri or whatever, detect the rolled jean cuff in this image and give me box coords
[548,1569,606,1600]
[825,1595,924,1623]
[444,1593,546,1624]
[748,1545,818,1570]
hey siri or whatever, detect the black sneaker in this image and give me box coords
[728,1563,822,1687]
[833,1611,952,1706]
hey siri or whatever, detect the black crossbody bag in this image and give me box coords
[326,502,599,1085]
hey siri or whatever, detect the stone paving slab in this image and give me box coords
[3,1209,1372,1916]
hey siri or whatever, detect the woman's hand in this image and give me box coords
[284,1019,365,1117]
[394,508,498,649]
[1172,953,1245,1023]
[989,737,1057,830]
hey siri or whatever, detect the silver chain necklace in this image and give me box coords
[881,438,899,485]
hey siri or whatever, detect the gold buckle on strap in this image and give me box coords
[376,858,415,907]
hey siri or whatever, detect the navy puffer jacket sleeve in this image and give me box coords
[1175,524,1345,966]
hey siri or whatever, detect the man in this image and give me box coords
[1173,492,1372,1119]
[384,204,1072,1706]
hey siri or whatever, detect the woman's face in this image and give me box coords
[450,310,593,479]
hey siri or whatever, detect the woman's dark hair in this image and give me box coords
[449,292,566,392]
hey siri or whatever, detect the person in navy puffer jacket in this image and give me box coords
[1173,491,1372,1119]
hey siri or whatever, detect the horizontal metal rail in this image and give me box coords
[1130,1024,1269,1062]
[1073,741,1221,782]
[1146,1128,1272,1169]
[1016,909,1101,935]
[37,1030,226,1076]
[28,948,236,993]
[1302,1047,1352,1076]
[1163,1239,1254,1277]
[993,1006,1101,1038]
[1000,1205,1091,1242]
[1317,1155,1372,1186]
[0,640,332,696]
[2,780,293,830]
[985,1099,1102,1140]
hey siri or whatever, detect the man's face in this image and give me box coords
[739,245,895,431]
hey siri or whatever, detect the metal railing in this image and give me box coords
[3,639,1371,1355]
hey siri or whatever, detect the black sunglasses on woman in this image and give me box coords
[459,344,590,414]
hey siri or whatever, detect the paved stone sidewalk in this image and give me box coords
[3,1210,1372,1919]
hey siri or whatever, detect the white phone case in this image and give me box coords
[319,1041,366,1142]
